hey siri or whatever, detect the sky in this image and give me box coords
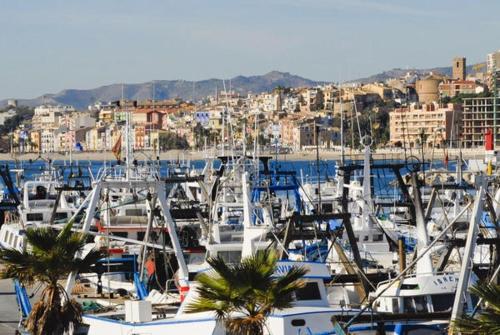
[0,0,499,100]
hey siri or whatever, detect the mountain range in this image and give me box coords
[0,64,484,110]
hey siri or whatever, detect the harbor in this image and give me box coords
[1,2,500,334]
[0,123,498,334]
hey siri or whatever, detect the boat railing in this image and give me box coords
[96,164,162,182]
[377,271,459,288]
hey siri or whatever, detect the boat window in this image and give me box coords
[291,319,306,327]
[8,232,14,246]
[27,213,44,222]
[55,212,68,221]
[373,234,384,242]
[403,296,428,313]
[431,294,454,312]
[13,236,18,248]
[401,284,419,290]
[111,232,128,239]
[322,203,333,213]
[125,209,144,216]
[414,296,428,313]
[137,232,145,241]
[363,236,369,242]
[186,253,205,266]
[217,251,242,264]
[33,186,48,200]
[295,282,322,301]
[392,298,399,313]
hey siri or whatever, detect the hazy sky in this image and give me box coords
[1,0,499,100]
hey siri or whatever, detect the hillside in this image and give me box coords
[0,71,323,110]
[2,63,486,110]
[348,63,484,84]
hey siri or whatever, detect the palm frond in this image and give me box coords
[0,249,39,284]
[71,249,104,273]
[469,282,500,314]
[206,256,238,284]
[56,221,75,243]
[25,227,59,253]
[185,250,306,335]
[453,282,500,334]
[274,266,308,291]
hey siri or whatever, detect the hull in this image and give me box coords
[84,308,361,335]
[84,315,223,335]
[347,321,447,335]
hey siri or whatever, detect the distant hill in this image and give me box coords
[0,71,323,110]
[2,64,487,110]
[348,63,485,84]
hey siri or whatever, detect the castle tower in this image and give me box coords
[452,57,466,81]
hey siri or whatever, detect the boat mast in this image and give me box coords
[315,119,322,213]
[361,136,373,229]
[340,83,345,166]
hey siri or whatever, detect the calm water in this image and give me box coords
[0,158,456,199]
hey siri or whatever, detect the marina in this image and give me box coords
[0,128,498,334]
[1,2,500,334]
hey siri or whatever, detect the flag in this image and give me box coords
[112,134,122,160]
[75,142,83,152]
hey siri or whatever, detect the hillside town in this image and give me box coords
[2,50,499,155]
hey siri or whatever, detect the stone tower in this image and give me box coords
[452,57,466,81]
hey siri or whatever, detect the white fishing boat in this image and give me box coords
[0,170,81,251]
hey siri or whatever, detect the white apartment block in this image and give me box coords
[33,104,75,129]
[40,129,56,153]
[487,50,500,73]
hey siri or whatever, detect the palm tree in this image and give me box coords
[185,250,308,335]
[0,223,102,335]
[452,282,500,334]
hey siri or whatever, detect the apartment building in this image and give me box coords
[33,105,75,130]
[462,96,500,147]
[487,50,500,73]
[390,103,461,148]
[299,88,324,112]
